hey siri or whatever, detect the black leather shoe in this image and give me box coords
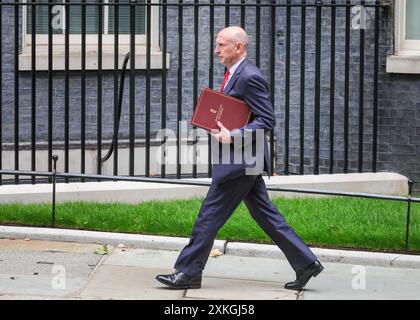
[156,271,202,289]
[284,260,324,291]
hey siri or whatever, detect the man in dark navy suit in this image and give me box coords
[156,26,323,291]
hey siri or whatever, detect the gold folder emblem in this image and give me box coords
[209,105,224,122]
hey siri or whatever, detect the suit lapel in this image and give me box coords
[223,58,249,95]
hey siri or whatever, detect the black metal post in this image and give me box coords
[129,0,136,176]
[314,0,322,175]
[405,180,414,253]
[97,0,103,178]
[51,155,58,227]
[161,0,167,178]
[240,0,245,28]
[358,0,365,173]
[329,0,336,174]
[48,1,53,183]
[0,0,2,185]
[208,0,214,177]
[225,0,230,27]
[14,2,20,184]
[299,0,306,175]
[113,0,120,176]
[344,0,350,173]
[269,0,276,174]
[81,0,86,182]
[177,0,183,179]
[145,0,151,177]
[255,0,260,68]
[372,0,380,172]
[192,0,199,178]
[31,0,37,184]
[64,1,70,183]
[284,0,291,175]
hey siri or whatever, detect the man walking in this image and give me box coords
[156,26,323,291]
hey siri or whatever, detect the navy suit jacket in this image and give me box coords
[211,58,276,184]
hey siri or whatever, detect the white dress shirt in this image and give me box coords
[225,56,247,88]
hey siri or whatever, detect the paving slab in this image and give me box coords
[104,247,296,284]
[81,248,298,300]
[72,247,420,300]
[185,277,298,300]
[0,247,102,278]
[104,247,180,269]
[78,265,184,300]
[301,262,420,300]
[204,254,295,284]
[0,274,87,298]
[0,239,105,298]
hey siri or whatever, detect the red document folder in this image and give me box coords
[191,88,252,132]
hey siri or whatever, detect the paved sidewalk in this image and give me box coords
[1,237,420,300]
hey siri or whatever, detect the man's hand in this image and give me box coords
[211,121,232,144]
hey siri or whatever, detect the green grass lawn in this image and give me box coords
[0,197,419,254]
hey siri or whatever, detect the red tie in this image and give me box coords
[220,69,230,93]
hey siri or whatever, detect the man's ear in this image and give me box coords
[236,42,243,53]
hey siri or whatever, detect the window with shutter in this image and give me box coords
[19,0,166,70]
[26,0,145,37]
[395,0,420,55]
[386,0,420,74]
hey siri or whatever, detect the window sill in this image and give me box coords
[19,45,170,71]
[386,55,420,74]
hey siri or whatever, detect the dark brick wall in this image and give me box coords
[1,0,419,188]
[377,73,420,185]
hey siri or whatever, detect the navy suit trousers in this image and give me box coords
[174,174,317,276]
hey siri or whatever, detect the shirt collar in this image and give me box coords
[228,56,247,77]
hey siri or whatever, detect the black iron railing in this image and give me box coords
[0,1,391,185]
[0,158,417,253]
